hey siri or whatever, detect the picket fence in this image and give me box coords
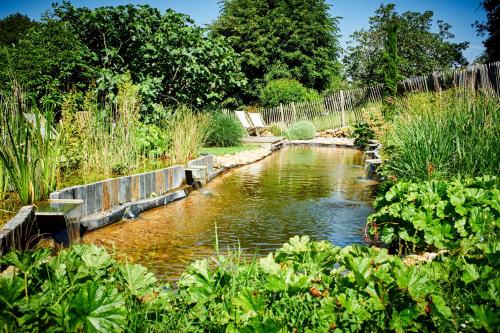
[225,61,500,130]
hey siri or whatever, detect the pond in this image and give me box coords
[84,146,377,281]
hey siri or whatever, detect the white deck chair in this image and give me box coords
[234,110,256,136]
[247,112,267,129]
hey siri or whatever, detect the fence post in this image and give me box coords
[291,102,297,122]
[340,90,346,126]
[280,103,285,124]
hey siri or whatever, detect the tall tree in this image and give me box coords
[345,3,469,85]
[381,21,401,118]
[474,0,500,63]
[211,0,342,103]
[0,13,37,46]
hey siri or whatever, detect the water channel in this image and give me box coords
[84,146,377,281]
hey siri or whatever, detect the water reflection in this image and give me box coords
[84,147,376,281]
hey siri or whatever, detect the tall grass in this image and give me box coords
[168,106,210,164]
[382,89,500,180]
[0,89,61,204]
[60,78,141,180]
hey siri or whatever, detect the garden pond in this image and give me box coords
[84,146,377,281]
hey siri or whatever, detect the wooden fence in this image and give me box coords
[226,61,499,130]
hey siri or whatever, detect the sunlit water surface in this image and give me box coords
[84,147,377,281]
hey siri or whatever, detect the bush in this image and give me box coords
[367,176,499,254]
[260,79,320,107]
[286,121,316,140]
[134,123,169,158]
[353,122,375,149]
[205,112,245,147]
[382,90,500,180]
[267,123,286,136]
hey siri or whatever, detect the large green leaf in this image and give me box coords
[67,282,127,333]
[119,262,157,297]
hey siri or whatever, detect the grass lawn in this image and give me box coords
[200,144,259,156]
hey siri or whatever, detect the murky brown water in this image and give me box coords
[84,147,377,281]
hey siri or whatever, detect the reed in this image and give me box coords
[0,89,61,204]
[382,89,500,180]
[168,106,210,164]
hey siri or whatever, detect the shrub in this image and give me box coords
[286,121,316,140]
[267,122,286,136]
[260,79,320,107]
[1,236,498,332]
[382,90,500,180]
[367,176,499,254]
[134,123,169,158]
[205,112,245,147]
[353,122,375,149]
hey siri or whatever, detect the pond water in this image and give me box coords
[84,147,377,281]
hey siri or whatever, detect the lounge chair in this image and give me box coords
[247,113,267,133]
[235,110,258,136]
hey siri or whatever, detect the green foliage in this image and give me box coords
[168,106,210,164]
[1,236,498,331]
[0,91,61,204]
[381,21,402,118]
[0,13,37,47]
[368,176,499,254]
[260,79,320,108]
[382,90,500,180]
[211,0,342,102]
[134,123,169,158]
[353,122,375,149]
[205,112,245,147]
[53,2,246,110]
[286,121,316,140]
[267,123,286,137]
[474,0,500,63]
[345,3,468,85]
[3,20,94,106]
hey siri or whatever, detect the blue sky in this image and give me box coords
[0,0,487,61]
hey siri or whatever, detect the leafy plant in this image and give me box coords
[353,121,375,149]
[286,121,316,140]
[205,112,245,147]
[260,79,320,108]
[367,176,499,254]
[0,235,499,331]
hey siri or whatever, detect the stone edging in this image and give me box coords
[0,155,215,257]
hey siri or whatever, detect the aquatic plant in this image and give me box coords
[381,90,500,180]
[353,121,375,149]
[168,106,210,164]
[0,90,61,204]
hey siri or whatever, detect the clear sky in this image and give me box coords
[0,0,487,62]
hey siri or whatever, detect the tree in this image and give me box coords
[3,20,95,106]
[0,13,37,46]
[53,2,246,109]
[381,21,401,118]
[474,0,500,63]
[211,0,342,103]
[345,3,469,85]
